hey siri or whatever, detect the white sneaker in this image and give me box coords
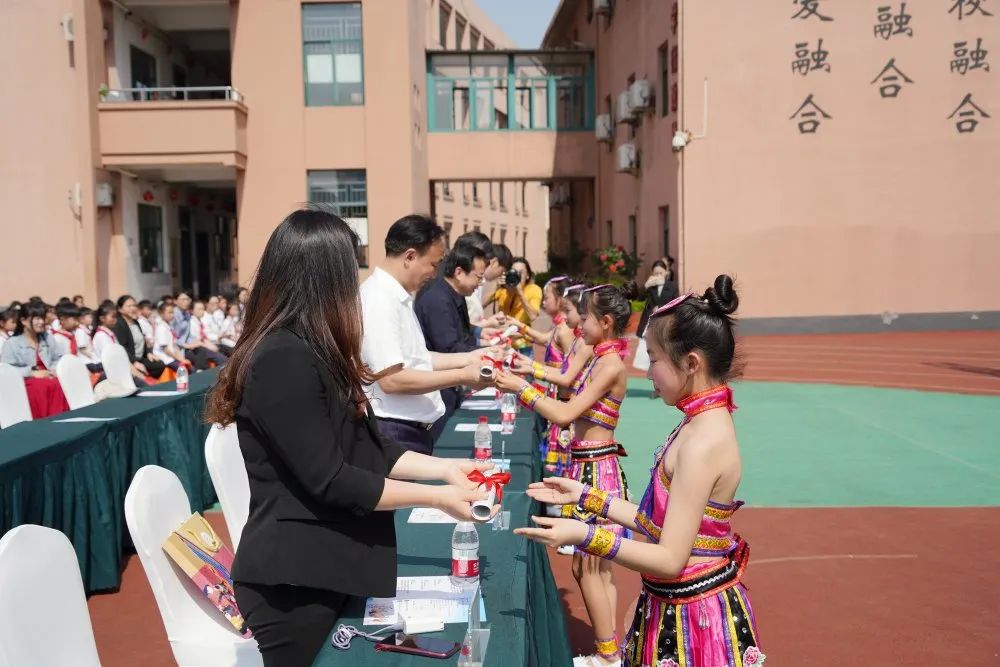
[573,656,621,667]
[557,545,575,556]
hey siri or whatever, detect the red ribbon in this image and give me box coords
[481,354,503,370]
[467,470,511,502]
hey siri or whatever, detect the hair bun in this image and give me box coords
[619,280,641,301]
[703,274,739,316]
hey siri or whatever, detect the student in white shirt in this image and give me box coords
[219,303,240,349]
[197,300,227,354]
[360,214,490,455]
[0,308,15,360]
[137,300,155,349]
[91,304,119,360]
[153,303,188,371]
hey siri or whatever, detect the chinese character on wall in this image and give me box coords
[874,3,914,39]
[790,94,832,133]
[951,38,991,74]
[949,0,993,19]
[792,0,834,21]
[871,58,915,98]
[948,93,991,132]
[792,39,831,75]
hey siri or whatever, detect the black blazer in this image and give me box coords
[232,327,408,598]
[637,281,680,337]
[113,318,147,363]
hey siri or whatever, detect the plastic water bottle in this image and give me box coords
[176,365,189,393]
[451,521,480,585]
[473,416,492,461]
[500,393,516,435]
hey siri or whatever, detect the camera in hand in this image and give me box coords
[504,269,521,286]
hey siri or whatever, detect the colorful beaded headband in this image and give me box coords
[545,275,569,286]
[650,292,697,318]
[582,283,613,293]
[564,283,586,293]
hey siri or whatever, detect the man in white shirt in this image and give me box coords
[360,214,488,455]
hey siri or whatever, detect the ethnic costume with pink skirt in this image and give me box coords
[540,314,572,473]
[623,386,764,667]
[562,338,632,551]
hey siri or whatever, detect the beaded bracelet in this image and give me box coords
[517,383,544,409]
[578,525,621,560]
[578,484,612,518]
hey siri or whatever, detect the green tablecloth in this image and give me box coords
[0,370,219,593]
[312,406,573,667]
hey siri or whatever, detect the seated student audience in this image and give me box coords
[0,309,16,359]
[199,298,231,355]
[51,304,103,375]
[136,299,155,348]
[1,302,63,377]
[214,295,228,328]
[153,302,190,372]
[114,295,166,381]
[185,300,228,369]
[219,303,241,349]
[72,295,85,308]
[75,307,97,363]
[91,304,120,360]
[45,303,60,333]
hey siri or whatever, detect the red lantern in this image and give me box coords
[142,190,154,202]
[671,46,678,74]
[671,83,678,112]
[169,189,179,201]
[671,3,678,34]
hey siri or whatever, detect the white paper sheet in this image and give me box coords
[454,423,502,432]
[470,387,497,398]
[460,400,498,410]
[53,417,118,423]
[364,576,479,625]
[136,390,187,397]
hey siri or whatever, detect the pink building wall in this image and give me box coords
[546,0,1000,325]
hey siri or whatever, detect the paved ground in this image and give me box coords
[84,330,1000,666]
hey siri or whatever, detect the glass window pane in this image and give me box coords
[138,204,163,273]
[474,82,493,129]
[307,170,369,266]
[303,3,364,106]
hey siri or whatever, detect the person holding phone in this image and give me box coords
[205,208,496,667]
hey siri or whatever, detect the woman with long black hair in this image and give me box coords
[205,208,493,667]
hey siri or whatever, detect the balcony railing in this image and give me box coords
[428,52,594,132]
[100,86,245,103]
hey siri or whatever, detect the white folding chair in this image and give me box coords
[205,424,250,551]
[56,355,96,409]
[0,525,102,667]
[124,466,262,667]
[0,363,32,428]
[101,343,134,388]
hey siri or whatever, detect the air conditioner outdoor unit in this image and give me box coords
[616,142,638,173]
[617,91,634,123]
[595,114,613,142]
[594,0,612,15]
[95,182,114,207]
[629,79,653,112]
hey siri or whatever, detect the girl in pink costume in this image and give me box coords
[516,275,764,667]
[497,282,639,667]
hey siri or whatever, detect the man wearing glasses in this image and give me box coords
[415,241,491,441]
